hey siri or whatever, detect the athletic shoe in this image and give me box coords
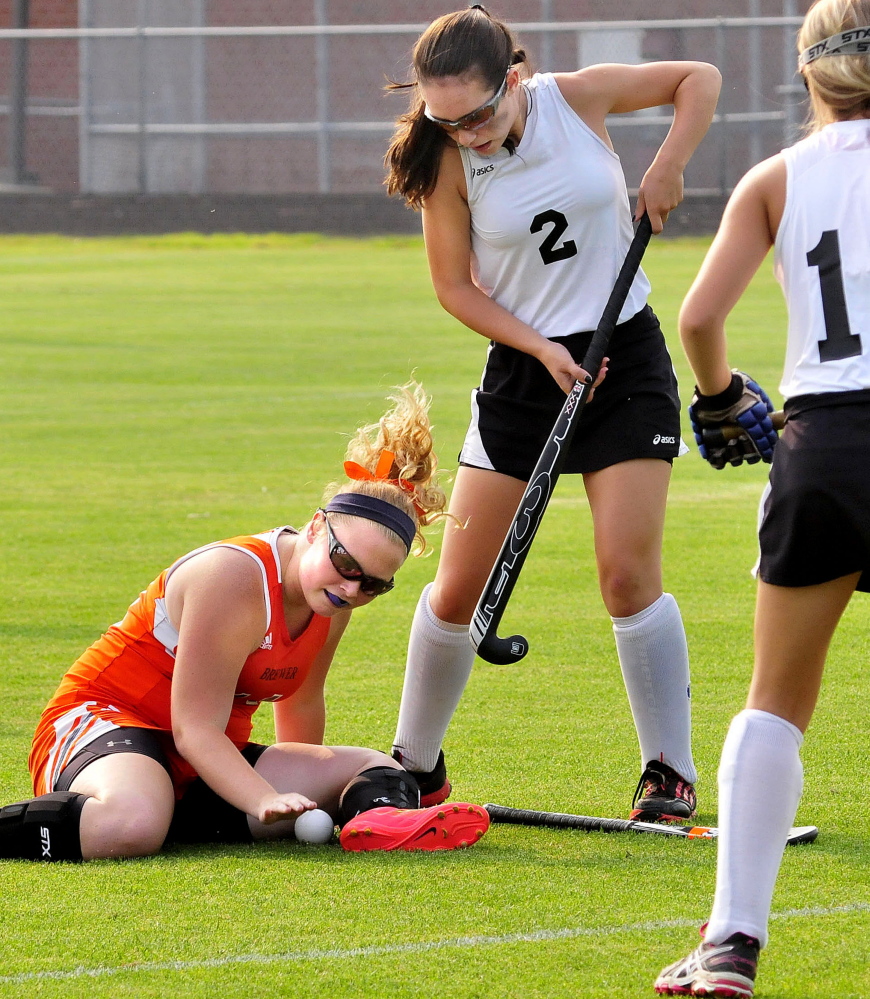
[339,802,489,852]
[654,929,760,997]
[391,748,451,806]
[630,760,697,823]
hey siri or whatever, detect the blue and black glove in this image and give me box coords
[689,370,779,469]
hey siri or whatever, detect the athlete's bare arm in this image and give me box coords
[167,548,316,823]
[556,61,721,232]
[271,615,349,744]
[422,146,590,394]
[679,154,787,395]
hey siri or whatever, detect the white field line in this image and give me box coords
[0,902,867,985]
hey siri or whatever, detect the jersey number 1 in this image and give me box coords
[806,229,862,362]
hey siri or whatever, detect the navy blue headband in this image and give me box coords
[325,493,416,551]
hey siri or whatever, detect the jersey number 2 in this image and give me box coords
[531,209,577,265]
[806,229,862,362]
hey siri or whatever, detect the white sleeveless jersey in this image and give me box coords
[458,73,650,338]
[775,119,870,399]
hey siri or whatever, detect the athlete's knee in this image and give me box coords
[83,792,171,859]
[352,748,396,773]
[598,563,661,617]
[427,580,476,625]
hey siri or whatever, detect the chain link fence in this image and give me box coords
[1,2,813,205]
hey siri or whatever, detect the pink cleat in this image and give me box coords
[339,802,489,852]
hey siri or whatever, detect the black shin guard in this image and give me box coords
[167,779,254,845]
[338,766,421,825]
[0,792,89,862]
[166,744,267,846]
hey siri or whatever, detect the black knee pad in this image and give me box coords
[338,766,421,826]
[166,745,267,847]
[0,792,89,862]
[167,779,253,845]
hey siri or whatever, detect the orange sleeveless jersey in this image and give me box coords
[29,527,331,796]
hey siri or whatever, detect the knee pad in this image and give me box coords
[0,792,89,862]
[338,766,421,826]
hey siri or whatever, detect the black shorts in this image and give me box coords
[758,391,870,591]
[55,727,268,795]
[459,306,684,480]
[54,727,171,791]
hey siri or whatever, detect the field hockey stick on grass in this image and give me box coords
[483,803,819,846]
[707,409,785,446]
[470,213,654,666]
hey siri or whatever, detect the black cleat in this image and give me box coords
[391,748,451,806]
[631,760,697,823]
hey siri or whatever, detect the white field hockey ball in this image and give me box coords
[294,808,335,844]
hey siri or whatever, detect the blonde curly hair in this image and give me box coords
[323,381,450,555]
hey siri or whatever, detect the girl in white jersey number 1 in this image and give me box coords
[383,6,721,822]
[655,1,870,996]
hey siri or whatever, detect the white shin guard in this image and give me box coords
[392,583,476,773]
[612,593,696,783]
[705,708,804,948]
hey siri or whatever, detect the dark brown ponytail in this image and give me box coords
[384,7,530,208]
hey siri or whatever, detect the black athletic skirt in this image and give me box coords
[758,390,870,591]
[459,305,685,481]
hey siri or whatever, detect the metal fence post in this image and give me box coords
[782,0,801,146]
[191,0,207,193]
[716,17,727,195]
[137,21,148,193]
[748,0,762,167]
[538,0,553,70]
[315,0,330,193]
[8,0,31,185]
[78,0,91,192]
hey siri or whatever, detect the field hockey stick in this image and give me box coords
[470,213,654,666]
[707,409,785,446]
[483,803,819,846]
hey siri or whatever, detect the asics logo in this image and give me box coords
[473,164,495,177]
[653,434,676,444]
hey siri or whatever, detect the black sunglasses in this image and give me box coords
[423,73,509,133]
[319,510,395,597]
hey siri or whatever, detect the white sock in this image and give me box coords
[612,592,696,783]
[705,708,804,949]
[392,583,476,772]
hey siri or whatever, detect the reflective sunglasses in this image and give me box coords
[319,509,395,597]
[423,74,509,133]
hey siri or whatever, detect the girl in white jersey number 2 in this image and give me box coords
[384,6,721,824]
[655,1,870,996]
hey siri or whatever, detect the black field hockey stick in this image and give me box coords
[483,803,819,846]
[470,213,654,665]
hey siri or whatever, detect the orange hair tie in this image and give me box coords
[343,449,426,519]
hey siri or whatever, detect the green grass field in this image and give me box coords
[0,233,867,998]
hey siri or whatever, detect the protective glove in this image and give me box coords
[689,370,778,469]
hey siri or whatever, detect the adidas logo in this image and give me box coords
[259,632,273,650]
